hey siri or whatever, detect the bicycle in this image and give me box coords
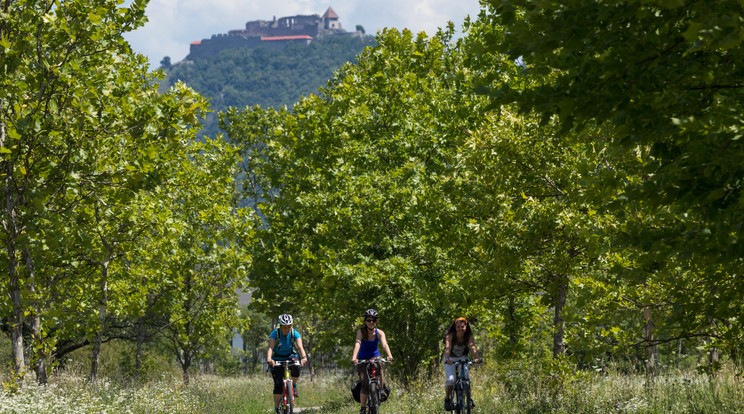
[274,359,301,414]
[355,357,390,414]
[449,359,477,414]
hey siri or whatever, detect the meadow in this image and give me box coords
[1,364,741,413]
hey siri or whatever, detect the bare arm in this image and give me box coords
[444,333,453,364]
[468,335,481,362]
[267,337,276,367]
[296,337,308,366]
[351,329,362,364]
[378,329,393,361]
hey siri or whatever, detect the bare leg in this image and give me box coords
[360,393,368,409]
[445,385,454,399]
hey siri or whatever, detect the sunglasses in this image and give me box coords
[365,319,377,323]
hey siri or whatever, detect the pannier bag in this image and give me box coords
[351,380,361,402]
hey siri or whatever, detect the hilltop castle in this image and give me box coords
[188,7,359,60]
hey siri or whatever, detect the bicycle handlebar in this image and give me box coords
[355,357,390,365]
[273,359,302,367]
[452,359,481,366]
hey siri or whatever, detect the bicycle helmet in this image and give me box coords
[278,313,293,325]
[363,309,379,319]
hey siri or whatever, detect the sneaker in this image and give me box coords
[444,398,453,411]
[359,407,367,414]
[274,408,280,414]
[469,399,476,408]
[293,383,298,398]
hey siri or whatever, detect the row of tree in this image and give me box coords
[1,0,253,385]
[227,1,743,380]
[2,0,741,387]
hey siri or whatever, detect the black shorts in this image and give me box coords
[271,363,301,394]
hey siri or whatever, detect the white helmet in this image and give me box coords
[278,313,293,325]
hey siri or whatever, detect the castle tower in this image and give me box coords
[323,7,341,30]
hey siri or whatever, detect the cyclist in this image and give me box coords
[267,313,308,414]
[443,317,481,411]
[351,309,394,414]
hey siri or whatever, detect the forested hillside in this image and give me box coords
[160,35,374,136]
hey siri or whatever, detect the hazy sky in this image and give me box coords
[124,0,484,68]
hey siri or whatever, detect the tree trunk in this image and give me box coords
[552,273,568,358]
[507,295,518,346]
[25,247,47,384]
[181,352,191,385]
[90,250,110,383]
[3,117,25,379]
[708,345,719,377]
[251,342,260,373]
[241,333,250,375]
[136,320,145,379]
[643,305,655,385]
[676,339,682,369]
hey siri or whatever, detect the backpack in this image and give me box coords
[272,326,298,357]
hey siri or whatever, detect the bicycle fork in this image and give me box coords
[368,363,380,411]
[282,370,293,412]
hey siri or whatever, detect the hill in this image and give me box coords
[159,35,374,136]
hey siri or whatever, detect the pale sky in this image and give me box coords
[124,0,484,68]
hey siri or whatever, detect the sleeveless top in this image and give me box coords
[357,328,380,359]
[450,334,469,358]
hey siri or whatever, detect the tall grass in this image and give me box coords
[1,364,741,413]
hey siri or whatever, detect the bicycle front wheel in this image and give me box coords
[463,380,472,414]
[368,381,379,414]
[454,381,464,414]
[282,380,294,414]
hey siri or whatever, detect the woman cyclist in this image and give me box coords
[351,309,394,414]
[267,313,308,414]
[443,317,481,411]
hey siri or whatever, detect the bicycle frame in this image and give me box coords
[356,357,389,414]
[451,360,475,414]
[276,359,300,414]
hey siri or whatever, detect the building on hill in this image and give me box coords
[188,7,355,60]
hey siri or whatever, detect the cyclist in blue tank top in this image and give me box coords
[351,309,393,414]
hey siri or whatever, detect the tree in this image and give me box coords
[153,137,253,385]
[0,0,246,384]
[0,0,153,380]
[474,0,744,363]
[224,26,489,377]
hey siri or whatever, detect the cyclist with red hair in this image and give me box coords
[443,317,481,411]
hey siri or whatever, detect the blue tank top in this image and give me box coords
[358,328,380,359]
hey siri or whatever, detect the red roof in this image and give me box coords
[260,35,313,41]
[323,7,339,19]
[190,40,202,45]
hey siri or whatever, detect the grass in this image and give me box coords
[0,365,742,413]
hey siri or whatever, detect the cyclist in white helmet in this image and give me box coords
[267,313,308,413]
